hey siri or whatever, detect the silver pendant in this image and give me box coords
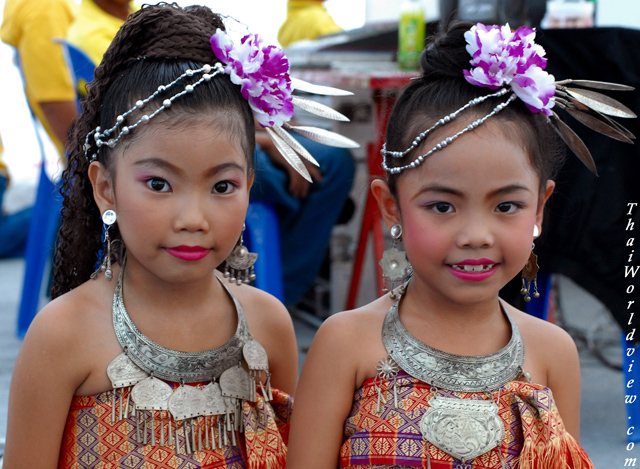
[202,382,227,416]
[131,376,173,411]
[420,395,504,462]
[168,385,206,421]
[220,365,254,402]
[107,353,149,388]
[379,247,411,282]
[243,338,269,371]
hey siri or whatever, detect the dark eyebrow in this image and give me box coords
[133,158,245,177]
[416,183,532,198]
[488,184,533,197]
[417,184,464,197]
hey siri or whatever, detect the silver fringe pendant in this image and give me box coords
[224,224,257,285]
[243,337,272,401]
[379,224,411,299]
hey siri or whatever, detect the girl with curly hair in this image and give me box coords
[4,4,301,468]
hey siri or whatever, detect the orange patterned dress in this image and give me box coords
[59,384,292,469]
[340,371,594,469]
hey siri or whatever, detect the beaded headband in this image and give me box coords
[85,28,359,182]
[382,23,636,176]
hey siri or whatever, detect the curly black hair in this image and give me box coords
[51,3,256,298]
[384,20,564,197]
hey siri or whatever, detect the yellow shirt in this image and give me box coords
[278,0,343,48]
[67,0,138,67]
[0,0,77,156]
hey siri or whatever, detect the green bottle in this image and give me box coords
[398,0,426,70]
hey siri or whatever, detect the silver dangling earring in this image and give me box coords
[521,225,541,302]
[224,223,258,285]
[379,223,411,299]
[91,209,117,281]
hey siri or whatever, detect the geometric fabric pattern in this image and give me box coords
[59,383,292,469]
[340,371,594,469]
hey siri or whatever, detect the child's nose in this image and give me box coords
[456,216,495,249]
[174,196,210,232]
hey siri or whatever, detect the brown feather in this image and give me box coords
[548,112,599,175]
[555,79,635,91]
[563,87,637,118]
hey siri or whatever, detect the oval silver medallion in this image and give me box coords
[419,396,504,462]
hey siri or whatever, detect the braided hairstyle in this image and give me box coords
[384,21,563,198]
[51,3,256,298]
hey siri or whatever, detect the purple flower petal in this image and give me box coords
[210,28,293,127]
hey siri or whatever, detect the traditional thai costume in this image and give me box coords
[339,299,595,469]
[58,271,293,469]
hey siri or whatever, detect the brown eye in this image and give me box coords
[147,178,170,192]
[213,181,231,193]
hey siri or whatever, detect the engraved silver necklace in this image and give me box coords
[112,269,249,383]
[380,295,526,466]
[106,268,272,454]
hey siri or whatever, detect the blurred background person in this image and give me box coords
[278,0,343,47]
[67,0,136,66]
[0,0,77,156]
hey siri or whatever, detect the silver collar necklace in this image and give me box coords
[380,296,526,466]
[382,297,525,392]
[106,269,272,453]
[112,269,250,383]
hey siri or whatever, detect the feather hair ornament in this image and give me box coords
[85,28,359,181]
[381,23,636,176]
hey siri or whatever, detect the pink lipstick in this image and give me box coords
[165,245,210,261]
[448,258,497,281]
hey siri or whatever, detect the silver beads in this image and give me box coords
[381,91,517,175]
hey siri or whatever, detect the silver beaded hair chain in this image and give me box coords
[381,89,516,175]
[84,63,225,162]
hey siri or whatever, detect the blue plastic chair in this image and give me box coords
[13,49,67,338]
[244,201,284,301]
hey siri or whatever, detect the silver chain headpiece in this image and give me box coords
[85,63,224,162]
[382,90,516,175]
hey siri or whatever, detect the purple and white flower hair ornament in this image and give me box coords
[382,22,636,176]
[84,29,359,184]
[211,29,294,128]
[463,23,555,116]
[210,28,359,181]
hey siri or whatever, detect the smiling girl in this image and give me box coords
[1,4,346,468]
[284,21,635,468]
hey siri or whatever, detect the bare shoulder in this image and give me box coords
[308,295,393,387]
[503,302,579,384]
[23,278,115,380]
[226,282,298,395]
[227,282,292,335]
